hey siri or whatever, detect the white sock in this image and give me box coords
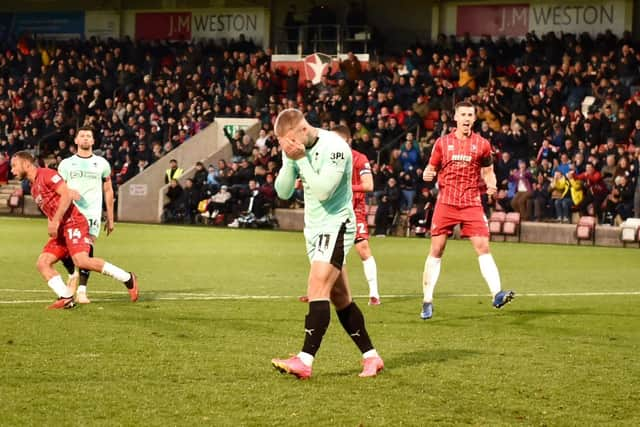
[297,351,314,367]
[78,285,87,294]
[48,275,72,298]
[362,256,379,298]
[101,262,131,283]
[478,253,502,297]
[422,256,441,302]
[363,349,379,359]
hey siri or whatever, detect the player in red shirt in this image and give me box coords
[334,125,380,305]
[420,102,515,320]
[10,151,139,309]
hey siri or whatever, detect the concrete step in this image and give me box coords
[0,206,11,214]
[0,187,17,195]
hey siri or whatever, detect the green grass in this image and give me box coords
[1,217,639,426]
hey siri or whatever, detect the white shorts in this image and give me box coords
[304,220,355,269]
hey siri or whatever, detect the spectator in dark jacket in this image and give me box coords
[374,177,401,236]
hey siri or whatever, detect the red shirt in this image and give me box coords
[31,167,83,225]
[351,149,371,216]
[429,131,492,207]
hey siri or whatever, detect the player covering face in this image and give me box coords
[11,151,138,309]
[270,109,383,379]
[297,124,380,304]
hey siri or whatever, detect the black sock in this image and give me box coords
[124,274,134,289]
[61,256,75,275]
[337,302,374,354]
[301,300,331,357]
[79,245,93,289]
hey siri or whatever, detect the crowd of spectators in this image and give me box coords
[2,30,640,227]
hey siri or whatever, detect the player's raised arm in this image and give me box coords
[275,152,298,200]
[480,142,497,195]
[423,139,442,182]
[296,146,347,202]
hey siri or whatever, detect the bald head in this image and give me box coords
[274,108,305,138]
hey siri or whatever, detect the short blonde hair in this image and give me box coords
[274,108,304,137]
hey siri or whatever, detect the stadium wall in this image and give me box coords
[117,118,260,224]
[271,209,633,248]
[120,7,270,45]
[437,0,633,38]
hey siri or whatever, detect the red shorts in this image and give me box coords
[355,213,369,243]
[42,217,91,259]
[430,203,489,238]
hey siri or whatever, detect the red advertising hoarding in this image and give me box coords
[135,12,192,40]
[457,4,529,37]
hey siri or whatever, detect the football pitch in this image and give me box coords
[1,217,639,426]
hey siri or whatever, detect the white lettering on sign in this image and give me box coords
[129,184,148,197]
[498,7,528,33]
[168,15,191,39]
[191,10,266,43]
[193,14,258,33]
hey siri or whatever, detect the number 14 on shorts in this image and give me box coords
[67,228,82,240]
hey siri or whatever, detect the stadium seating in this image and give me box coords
[489,211,521,242]
[619,218,640,248]
[367,205,378,228]
[488,211,506,236]
[576,216,597,246]
[503,212,521,241]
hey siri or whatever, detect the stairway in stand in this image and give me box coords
[0,180,23,214]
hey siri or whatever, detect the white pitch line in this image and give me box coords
[1,291,640,305]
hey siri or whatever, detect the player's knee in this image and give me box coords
[430,246,445,258]
[35,258,48,272]
[472,241,490,255]
[356,245,370,260]
[71,254,91,271]
[330,289,350,309]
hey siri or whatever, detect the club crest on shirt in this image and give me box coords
[471,144,477,152]
[447,145,454,151]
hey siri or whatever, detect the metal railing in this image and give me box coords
[275,24,371,56]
